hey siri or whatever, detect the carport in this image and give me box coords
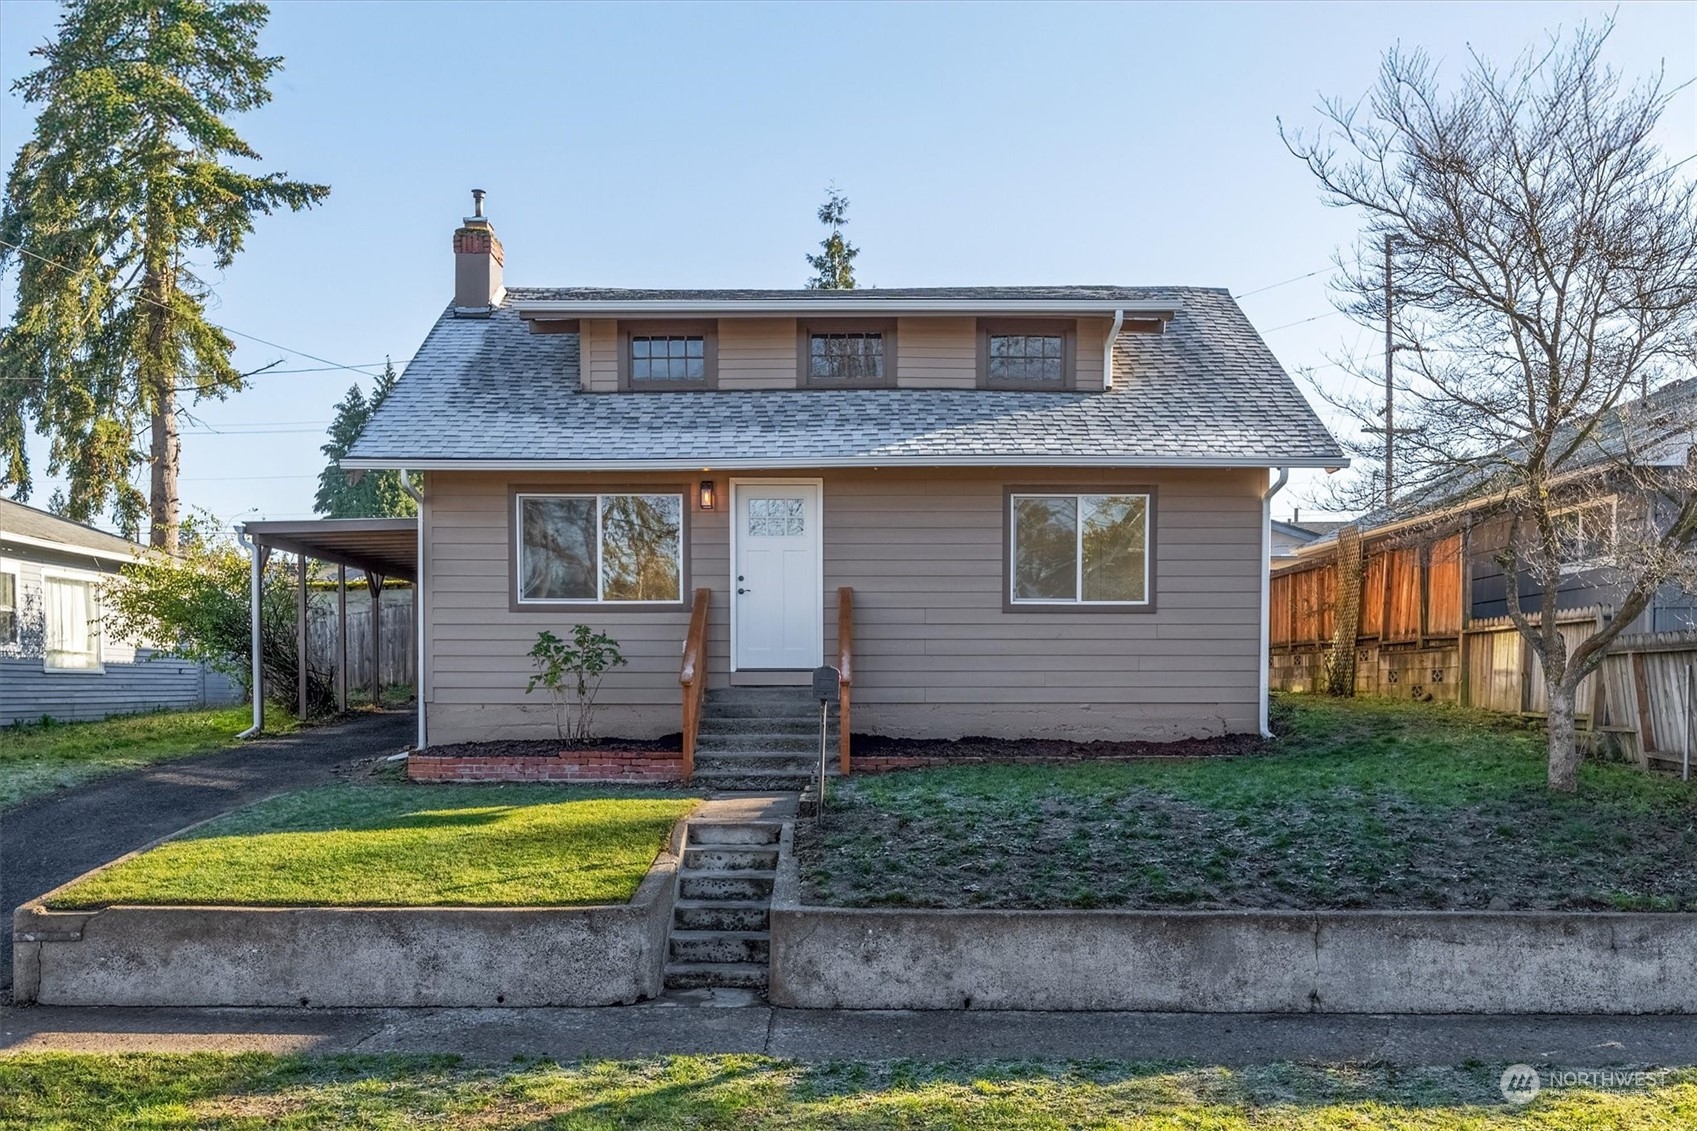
[238,517,421,747]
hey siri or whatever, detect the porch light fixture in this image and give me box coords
[699,479,717,511]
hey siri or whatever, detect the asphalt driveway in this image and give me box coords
[1,709,413,996]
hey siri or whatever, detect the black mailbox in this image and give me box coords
[812,664,840,702]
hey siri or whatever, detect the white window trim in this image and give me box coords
[514,491,686,605]
[0,562,19,649]
[40,567,105,673]
[1009,492,1152,606]
[1551,495,1618,576]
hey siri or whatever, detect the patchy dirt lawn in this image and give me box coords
[798,696,1697,911]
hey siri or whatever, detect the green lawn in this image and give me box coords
[47,782,700,909]
[0,1054,1690,1129]
[0,706,293,809]
[802,695,1697,911]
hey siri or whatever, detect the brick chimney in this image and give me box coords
[453,188,504,314]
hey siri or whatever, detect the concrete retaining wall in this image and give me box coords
[769,843,1697,1014]
[14,837,680,1008]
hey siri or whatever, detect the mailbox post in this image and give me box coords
[811,664,840,810]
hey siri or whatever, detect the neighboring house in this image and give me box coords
[0,498,242,725]
[1271,519,1337,566]
[339,198,1344,747]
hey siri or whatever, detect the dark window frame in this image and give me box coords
[797,318,896,388]
[979,319,1078,390]
[618,320,719,390]
[508,484,692,613]
[1001,484,1158,613]
[984,317,1072,387]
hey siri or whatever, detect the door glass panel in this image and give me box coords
[748,497,804,537]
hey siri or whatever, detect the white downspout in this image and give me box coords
[235,527,264,738]
[1258,468,1290,738]
[1103,309,1124,390]
[401,471,426,751]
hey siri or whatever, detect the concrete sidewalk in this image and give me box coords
[4,1003,1694,1066]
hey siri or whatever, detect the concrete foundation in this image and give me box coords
[14,841,680,1008]
[769,848,1697,1014]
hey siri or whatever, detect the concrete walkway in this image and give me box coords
[3,1004,1694,1066]
[1,709,413,995]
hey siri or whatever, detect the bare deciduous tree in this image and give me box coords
[1283,23,1697,793]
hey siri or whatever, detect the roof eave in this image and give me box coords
[343,454,1349,472]
[510,298,1182,319]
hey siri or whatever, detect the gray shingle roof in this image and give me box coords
[1,497,141,558]
[348,286,1344,469]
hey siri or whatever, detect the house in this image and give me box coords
[0,498,242,725]
[1270,519,1346,566]
[337,196,1345,753]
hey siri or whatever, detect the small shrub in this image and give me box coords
[526,626,628,745]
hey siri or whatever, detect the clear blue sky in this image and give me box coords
[2,0,1693,533]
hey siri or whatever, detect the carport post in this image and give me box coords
[336,564,348,712]
[297,554,309,721]
[239,533,264,736]
[367,572,384,707]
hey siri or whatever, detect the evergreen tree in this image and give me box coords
[314,359,416,518]
[0,0,329,545]
[804,185,859,290]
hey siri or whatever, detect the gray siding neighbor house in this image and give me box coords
[0,498,241,725]
[340,199,1345,749]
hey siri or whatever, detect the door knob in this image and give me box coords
[737,587,751,594]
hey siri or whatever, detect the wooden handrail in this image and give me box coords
[679,587,711,778]
[837,586,854,775]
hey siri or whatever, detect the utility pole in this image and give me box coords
[1383,233,1395,510]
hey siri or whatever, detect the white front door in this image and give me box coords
[732,480,823,670]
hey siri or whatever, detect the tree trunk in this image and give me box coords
[1546,678,1581,793]
[148,382,179,549]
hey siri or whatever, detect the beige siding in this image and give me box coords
[894,317,976,388]
[579,319,619,391]
[1076,317,1110,391]
[423,467,1264,744]
[718,319,799,389]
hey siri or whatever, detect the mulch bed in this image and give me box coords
[850,730,1270,762]
[419,735,684,759]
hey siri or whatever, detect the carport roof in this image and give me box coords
[243,518,417,582]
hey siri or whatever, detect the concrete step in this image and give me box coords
[668,929,771,964]
[696,728,828,749]
[682,844,780,871]
[684,822,782,846]
[663,961,769,991]
[677,871,775,901]
[699,714,829,733]
[673,898,770,932]
[689,768,835,790]
[695,750,820,770]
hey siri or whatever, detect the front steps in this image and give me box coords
[664,819,783,992]
[693,687,842,790]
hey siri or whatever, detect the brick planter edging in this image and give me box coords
[768,828,1697,1014]
[408,749,685,783]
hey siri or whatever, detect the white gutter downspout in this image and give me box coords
[1103,309,1124,390]
[235,528,263,738]
[1259,468,1290,738]
[401,471,426,751]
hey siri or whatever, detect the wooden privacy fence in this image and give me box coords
[305,586,416,692]
[1271,531,1694,776]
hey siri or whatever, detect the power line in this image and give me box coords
[1233,267,1328,300]
[1264,309,1345,333]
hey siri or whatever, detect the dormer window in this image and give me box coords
[800,319,894,387]
[979,319,1076,390]
[619,321,717,389]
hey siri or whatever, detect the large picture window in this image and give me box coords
[518,493,684,604]
[1009,492,1151,606]
[44,574,102,669]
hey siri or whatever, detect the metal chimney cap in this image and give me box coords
[470,188,487,219]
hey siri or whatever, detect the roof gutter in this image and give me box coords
[342,453,1349,473]
[512,298,1180,318]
